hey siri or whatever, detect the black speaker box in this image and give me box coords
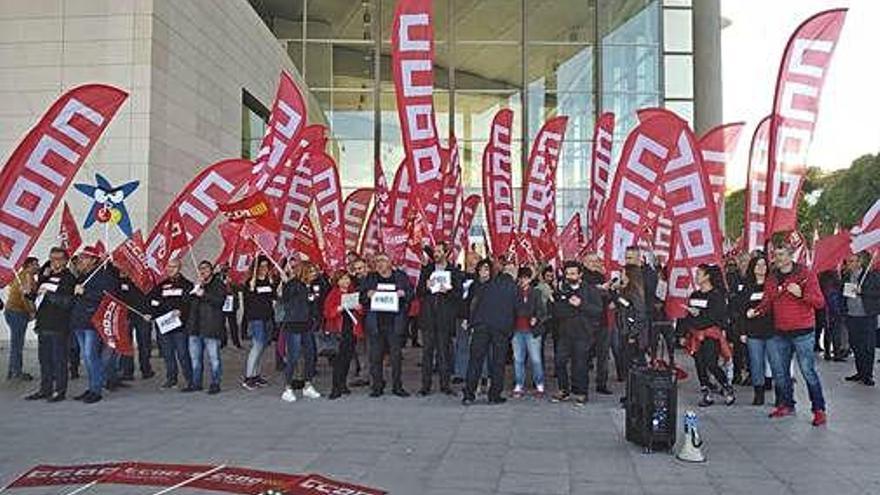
[625,366,677,451]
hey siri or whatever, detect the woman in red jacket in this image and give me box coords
[323,271,362,399]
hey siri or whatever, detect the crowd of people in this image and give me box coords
[4,240,878,427]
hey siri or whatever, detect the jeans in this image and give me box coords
[4,310,29,378]
[511,331,543,388]
[768,331,826,411]
[189,336,222,387]
[245,320,270,379]
[847,315,876,380]
[282,330,314,385]
[74,328,104,394]
[158,330,192,386]
[747,337,771,388]
[37,333,68,395]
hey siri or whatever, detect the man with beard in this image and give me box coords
[463,259,517,405]
[582,252,612,395]
[148,258,195,392]
[347,256,370,388]
[416,242,463,396]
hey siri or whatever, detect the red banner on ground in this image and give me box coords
[247,71,306,193]
[91,293,134,356]
[0,84,127,287]
[588,112,615,242]
[145,158,251,276]
[482,109,515,255]
[766,9,847,236]
[392,0,443,216]
[4,462,123,488]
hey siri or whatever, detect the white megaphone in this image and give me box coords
[676,410,706,463]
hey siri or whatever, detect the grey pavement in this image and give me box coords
[0,340,878,495]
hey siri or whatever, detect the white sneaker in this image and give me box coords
[281,387,297,402]
[302,383,321,399]
[536,384,545,394]
[513,385,524,394]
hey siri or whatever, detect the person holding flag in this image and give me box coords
[148,258,196,392]
[188,260,227,395]
[70,243,118,404]
[117,270,154,381]
[241,256,277,391]
[24,248,76,402]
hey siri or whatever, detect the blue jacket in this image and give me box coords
[70,265,118,331]
[469,273,518,335]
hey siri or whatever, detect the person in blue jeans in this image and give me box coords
[738,255,775,405]
[511,266,547,398]
[70,245,118,404]
[4,257,38,381]
[277,260,321,402]
[242,257,276,390]
[187,261,226,394]
[148,258,195,392]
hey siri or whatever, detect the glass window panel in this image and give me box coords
[335,139,375,189]
[663,8,692,52]
[526,45,593,93]
[526,0,596,43]
[241,90,268,160]
[313,91,374,140]
[305,41,375,90]
[664,100,694,128]
[559,140,593,189]
[603,92,660,160]
[304,0,376,40]
[379,91,451,175]
[556,186,590,228]
[286,40,305,75]
[453,90,523,188]
[664,54,693,99]
[527,45,594,143]
[454,0,521,42]
[599,0,658,43]
[454,45,521,91]
[379,44,449,91]
[664,0,691,7]
[381,0,449,42]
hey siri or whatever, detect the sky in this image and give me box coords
[721,0,880,190]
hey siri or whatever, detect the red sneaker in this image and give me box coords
[768,406,794,418]
[812,410,827,427]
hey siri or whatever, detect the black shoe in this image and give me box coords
[764,378,773,391]
[823,353,832,361]
[349,378,370,387]
[863,378,876,387]
[181,385,199,393]
[73,391,89,401]
[752,387,765,406]
[120,375,135,382]
[451,377,464,385]
[417,389,431,397]
[160,380,177,389]
[48,392,66,403]
[329,390,343,400]
[24,391,48,401]
[440,387,455,396]
[845,374,863,382]
[832,356,847,362]
[341,387,352,395]
[207,384,220,395]
[142,370,156,379]
[70,370,80,380]
[595,387,613,395]
[19,373,33,382]
[488,396,507,405]
[392,388,410,398]
[369,389,383,398]
[82,392,102,404]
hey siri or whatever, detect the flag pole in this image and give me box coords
[858,250,876,289]
[101,291,150,320]
[253,240,285,274]
[79,257,111,287]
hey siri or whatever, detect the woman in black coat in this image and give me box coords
[188,261,228,394]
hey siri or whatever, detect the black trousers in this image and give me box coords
[848,315,877,380]
[731,338,747,379]
[38,333,69,395]
[556,327,589,395]
[421,311,454,391]
[331,328,355,393]
[225,312,241,348]
[369,326,403,392]
[587,325,609,390]
[694,339,729,388]
[120,316,153,377]
[464,328,506,400]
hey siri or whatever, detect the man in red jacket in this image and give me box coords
[748,244,827,426]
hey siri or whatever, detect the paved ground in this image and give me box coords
[0,339,878,495]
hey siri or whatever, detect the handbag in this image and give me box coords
[316,331,340,357]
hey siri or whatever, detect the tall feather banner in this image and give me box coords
[482,109,515,254]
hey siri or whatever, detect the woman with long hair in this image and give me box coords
[277,261,321,402]
[323,270,362,399]
[616,265,649,378]
[741,255,775,405]
[241,256,276,390]
[681,264,735,407]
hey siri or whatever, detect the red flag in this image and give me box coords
[361,208,381,257]
[482,109,515,254]
[587,112,615,242]
[813,231,852,273]
[392,0,443,219]
[851,198,880,254]
[219,191,281,232]
[387,159,412,228]
[452,195,480,260]
[241,220,278,257]
[560,212,585,260]
[247,71,306,193]
[111,231,155,293]
[745,116,772,252]
[58,202,83,256]
[277,147,315,256]
[0,84,127,286]
[218,222,254,285]
[698,122,745,217]
[361,160,393,257]
[291,216,324,267]
[766,9,847,236]
[343,188,374,254]
[91,294,134,357]
[309,152,346,269]
[145,158,251,277]
[519,116,568,244]
[215,221,243,266]
[437,137,461,242]
[788,230,807,263]
[264,124,327,214]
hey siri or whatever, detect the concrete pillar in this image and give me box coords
[692,0,723,136]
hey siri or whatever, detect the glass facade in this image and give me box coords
[250,0,693,234]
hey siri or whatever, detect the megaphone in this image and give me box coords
[675,410,706,463]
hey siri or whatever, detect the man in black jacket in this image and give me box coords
[25,248,76,402]
[188,261,227,394]
[582,252,612,395]
[463,260,518,405]
[416,242,463,395]
[148,258,195,392]
[843,254,880,386]
[552,261,604,405]
[360,253,413,397]
[117,271,154,380]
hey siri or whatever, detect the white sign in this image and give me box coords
[655,279,668,301]
[688,298,708,309]
[341,293,360,310]
[843,282,858,299]
[428,270,451,294]
[156,310,183,334]
[223,295,234,313]
[750,291,764,302]
[371,291,399,313]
